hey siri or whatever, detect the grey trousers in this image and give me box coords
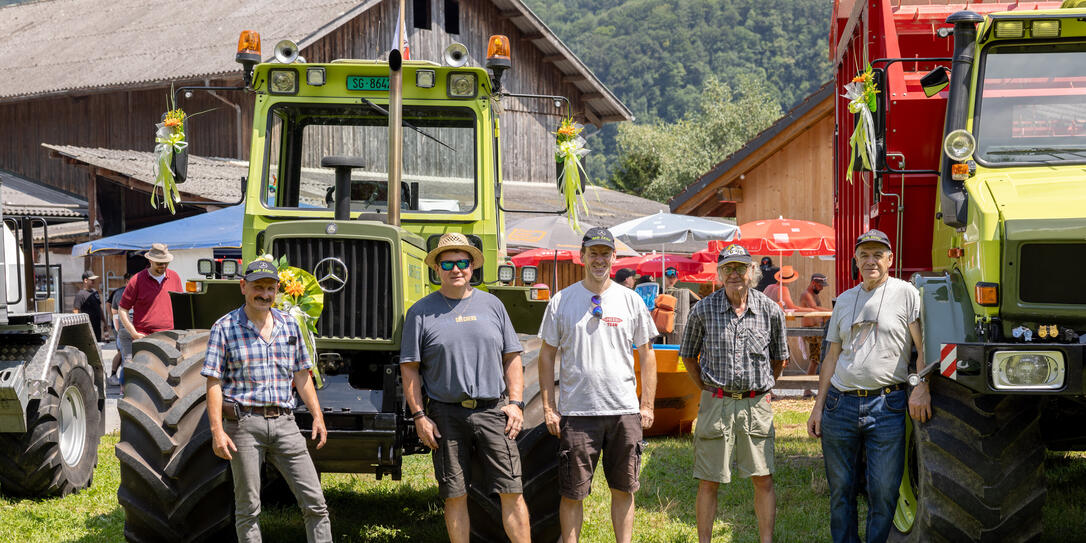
[224,413,332,543]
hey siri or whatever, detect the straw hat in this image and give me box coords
[144,243,174,263]
[425,233,484,270]
[775,265,799,284]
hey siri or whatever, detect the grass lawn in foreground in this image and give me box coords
[2,399,1084,542]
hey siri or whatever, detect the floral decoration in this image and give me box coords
[843,63,879,183]
[554,117,592,231]
[256,253,325,388]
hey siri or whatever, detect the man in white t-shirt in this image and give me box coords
[538,227,658,543]
[806,229,931,543]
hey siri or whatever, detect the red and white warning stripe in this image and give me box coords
[939,343,958,380]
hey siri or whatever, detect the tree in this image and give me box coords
[609,75,781,202]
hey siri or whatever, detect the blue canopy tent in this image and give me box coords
[72,205,243,256]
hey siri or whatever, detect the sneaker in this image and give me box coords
[108,375,121,386]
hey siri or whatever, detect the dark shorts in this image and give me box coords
[558,414,644,500]
[427,399,522,499]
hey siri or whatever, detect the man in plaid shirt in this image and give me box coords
[202,259,330,543]
[679,244,788,543]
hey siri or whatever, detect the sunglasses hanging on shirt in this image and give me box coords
[590,295,603,318]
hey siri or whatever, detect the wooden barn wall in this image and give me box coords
[0,79,253,199]
[302,0,592,185]
[735,114,838,298]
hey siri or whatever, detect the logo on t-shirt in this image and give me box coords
[602,316,623,327]
[455,315,477,323]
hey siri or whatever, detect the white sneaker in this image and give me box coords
[108,375,121,386]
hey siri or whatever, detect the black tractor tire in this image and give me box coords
[116,330,235,542]
[891,376,1045,543]
[467,423,561,543]
[0,346,103,497]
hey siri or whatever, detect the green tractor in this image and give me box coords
[116,32,562,541]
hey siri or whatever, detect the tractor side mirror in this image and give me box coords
[920,66,951,98]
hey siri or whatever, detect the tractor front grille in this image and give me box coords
[271,237,394,340]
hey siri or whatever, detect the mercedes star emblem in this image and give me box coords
[313,257,349,293]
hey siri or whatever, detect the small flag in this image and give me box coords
[392,3,411,59]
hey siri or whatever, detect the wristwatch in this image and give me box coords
[509,400,525,410]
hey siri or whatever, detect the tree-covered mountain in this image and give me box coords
[524,0,833,200]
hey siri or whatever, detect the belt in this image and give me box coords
[706,387,769,400]
[839,383,906,397]
[432,397,502,410]
[223,402,289,421]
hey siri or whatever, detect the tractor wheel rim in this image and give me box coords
[59,385,87,467]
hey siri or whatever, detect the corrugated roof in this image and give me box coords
[0,0,631,122]
[43,144,245,203]
[0,169,87,218]
[0,0,375,101]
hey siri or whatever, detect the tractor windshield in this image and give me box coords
[262,103,477,214]
[975,41,1086,165]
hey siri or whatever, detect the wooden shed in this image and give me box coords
[669,83,839,297]
[0,0,631,237]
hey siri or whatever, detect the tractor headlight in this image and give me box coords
[269,69,298,95]
[991,350,1065,389]
[943,129,976,162]
[221,259,239,277]
[197,258,215,277]
[520,265,537,285]
[447,72,477,98]
[497,264,515,283]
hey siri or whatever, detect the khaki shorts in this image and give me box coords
[693,390,775,483]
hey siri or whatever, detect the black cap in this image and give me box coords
[81,270,99,281]
[855,229,892,251]
[614,268,636,283]
[717,243,752,266]
[244,260,279,282]
[581,227,615,249]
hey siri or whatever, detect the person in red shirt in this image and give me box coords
[118,243,183,339]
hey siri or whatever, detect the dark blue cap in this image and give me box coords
[855,229,892,251]
[717,244,752,266]
[582,227,615,249]
[244,260,279,281]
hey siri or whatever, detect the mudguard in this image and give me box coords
[912,270,981,391]
[489,285,548,335]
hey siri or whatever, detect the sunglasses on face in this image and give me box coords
[589,294,603,318]
[664,270,677,278]
[439,259,471,271]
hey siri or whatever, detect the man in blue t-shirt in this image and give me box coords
[400,233,529,543]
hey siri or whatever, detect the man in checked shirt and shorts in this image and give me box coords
[202,259,331,542]
[679,244,788,543]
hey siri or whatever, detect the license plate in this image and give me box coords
[347,76,389,91]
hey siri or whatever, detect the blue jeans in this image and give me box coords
[820,387,907,543]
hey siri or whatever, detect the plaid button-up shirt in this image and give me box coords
[678,287,788,391]
[201,307,312,408]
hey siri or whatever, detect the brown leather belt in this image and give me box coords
[223,402,288,420]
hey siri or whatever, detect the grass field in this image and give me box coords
[2,399,1084,542]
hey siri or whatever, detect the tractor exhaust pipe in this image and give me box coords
[939,10,984,229]
[387,48,403,226]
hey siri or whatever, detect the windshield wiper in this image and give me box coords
[357,97,456,152]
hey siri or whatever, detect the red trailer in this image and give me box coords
[830,0,1061,287]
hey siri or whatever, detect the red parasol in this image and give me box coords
[710,217,835,256]
[511,248,581,267]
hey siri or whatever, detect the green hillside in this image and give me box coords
[524,0,833,200]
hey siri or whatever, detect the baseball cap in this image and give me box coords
[855,229,892,251]
[811,273,828,285]
[581,227,616,249]
[614,268,636,283]
[81,270,99,281]
[664,266,677,277]
[243,260,279,282]
[717,244,752,266]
